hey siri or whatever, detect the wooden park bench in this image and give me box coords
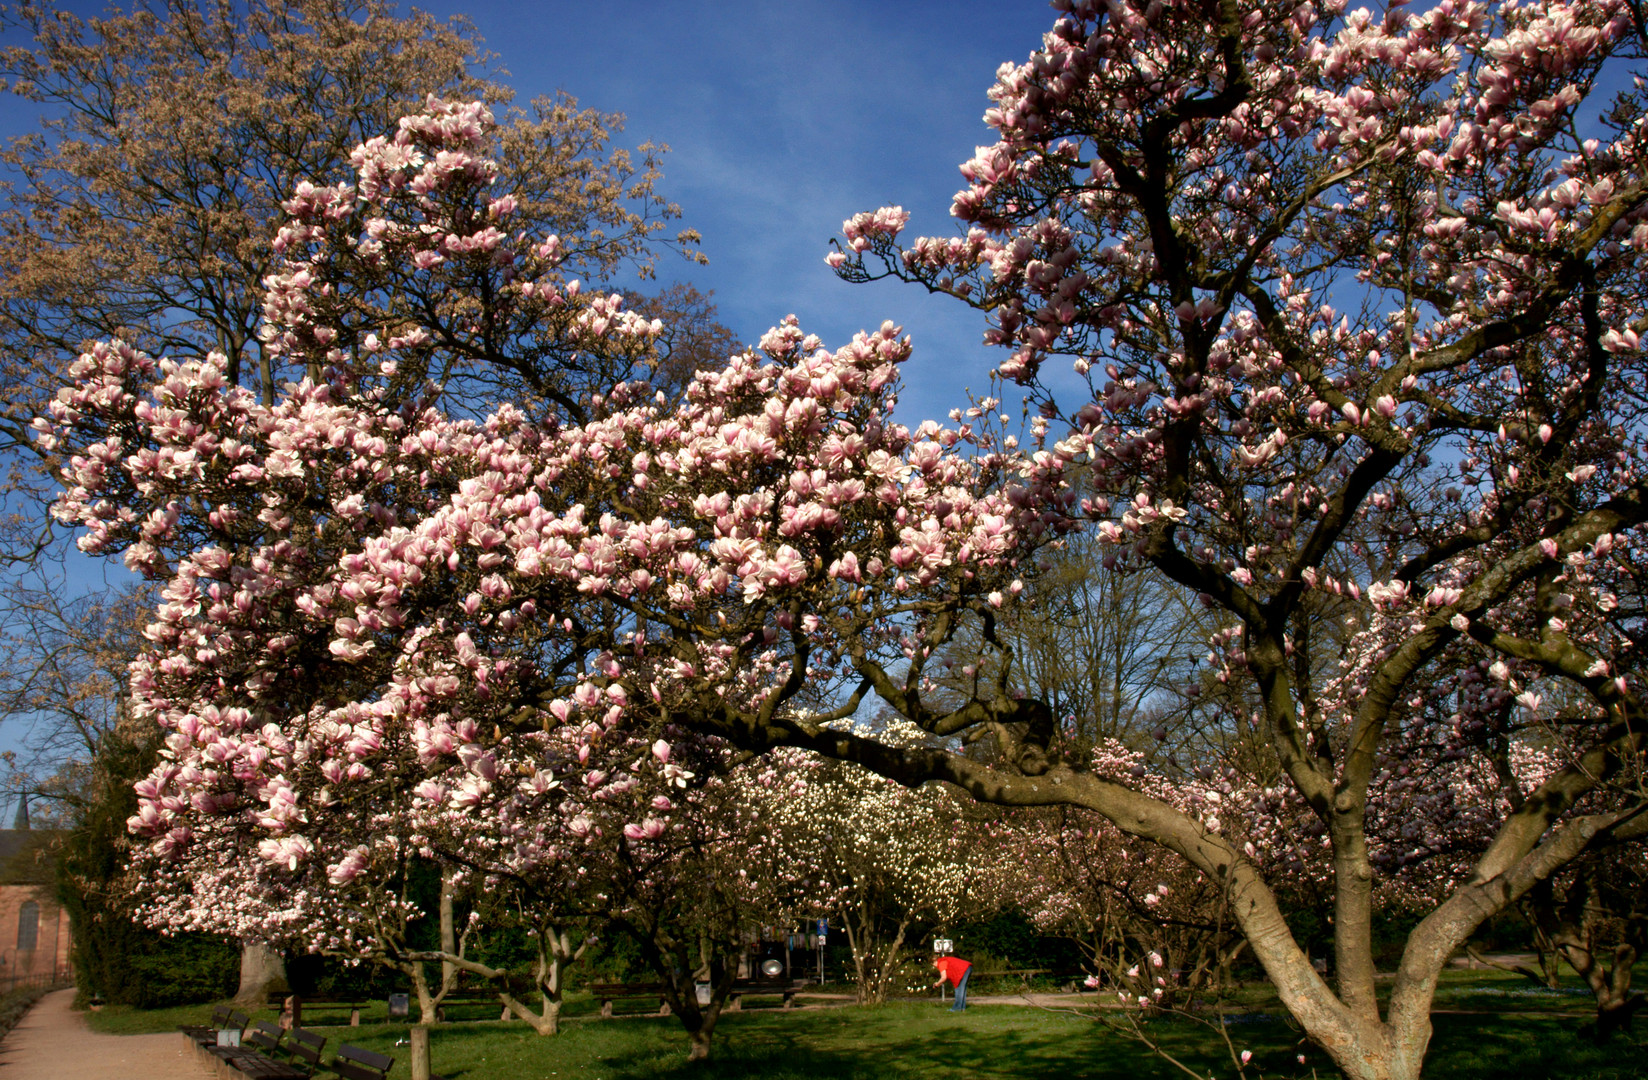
[211,1049,310,1080]
[209,1007,253,1051]
[332,1043,395,1080]
[266,992,368,1027]
[179,1003,235,1046]
[725,977,804,1010]
[180,1006,250,1055]
[179,1009,308,1080]
[286,1027,326,1073]
[588,981,672,1019]
[243,1020,287,1054]
[270,987,504,1026]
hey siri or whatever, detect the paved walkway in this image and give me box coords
[0,988,215,1080]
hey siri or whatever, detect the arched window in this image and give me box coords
[16,900,39,951]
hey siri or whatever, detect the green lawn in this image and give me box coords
[89,978,1648,1080]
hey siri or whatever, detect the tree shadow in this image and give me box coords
[589,1012,1178,1080]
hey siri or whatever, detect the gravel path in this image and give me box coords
[0,988,216,1080]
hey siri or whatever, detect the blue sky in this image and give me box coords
[423,0,1059,423]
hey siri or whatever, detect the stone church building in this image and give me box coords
[0,800,72,991]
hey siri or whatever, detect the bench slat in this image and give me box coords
[203,1045,309,1080]
[244,1020,284,1052]
[287,1027,326,1066]
[231,1057,308,1080]
[338,1044,394,1069]
[334,1042,394,1080]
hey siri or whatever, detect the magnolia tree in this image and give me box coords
[748,735,980,1005]
[414,724,730,1045]
[131,812,473,1025]
[596,738,794,1061]
[2,3,705,1005]
[988,742,1249,1007]
[126,682,699,1042]
[815,1,1648,1076]
[36,98,706,1067]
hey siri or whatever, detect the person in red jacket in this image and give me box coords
[931,953,972,1011]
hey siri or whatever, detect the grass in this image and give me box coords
[80,974,1648,1080]
[82,998,215,1036]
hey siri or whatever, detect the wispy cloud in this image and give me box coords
[446,0,1058,420]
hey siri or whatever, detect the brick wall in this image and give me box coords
[0,884,72,989]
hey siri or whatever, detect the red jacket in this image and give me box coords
[934,956,972,987]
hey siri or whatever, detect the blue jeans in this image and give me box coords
[949,968,969,1011]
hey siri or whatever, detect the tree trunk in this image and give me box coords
[412,966,437,1026]
[1220,858,1427,1080]
[1571,940,1642,1041]
[410,1025,431,1080]
[233,942,288,1008]
[867,919,909,1005]
[439,874,457,996]
[1524,864,1646,1040]
[657,944,730,1060]
[534,998,562,1036]
[1216,937,1249,990]
[841,913,874,1005]
[1595,992,1644,1041]
[663,986,726,1062]
[498,990,562,1035]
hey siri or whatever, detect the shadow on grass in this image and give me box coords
[1428,1014,1648,1080]
[272,997,1648,1080]
[595,1027,1101,1080]
[394,1008,1130,1080]
[579,1009,1223,1080]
